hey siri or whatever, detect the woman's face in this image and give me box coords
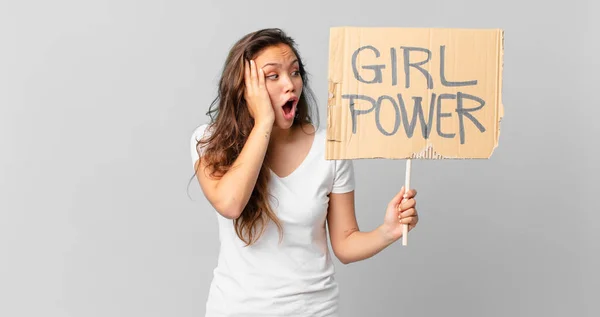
[252,43,303,130]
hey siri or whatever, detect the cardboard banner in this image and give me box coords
[326,27,504,159]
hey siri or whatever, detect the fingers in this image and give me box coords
[245,59,267,93]
[249,59,257,85]
[244,59,250,83]
[391,186,418,228]
[387,186,405,209]
[398,208,418,226]
[245,59,258,92]
[257,65,265,88]
[389,187,417,208]
[398,197,416,212]
[399,207,417,219]
[403,188,417,200]
[400,216,418,229]
[244,60,252,96]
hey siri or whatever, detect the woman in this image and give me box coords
[190,28,418,317]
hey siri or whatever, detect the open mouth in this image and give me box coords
[282,97,297,119]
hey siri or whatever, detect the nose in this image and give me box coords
[282,75,295,93]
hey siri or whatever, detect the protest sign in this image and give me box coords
[327,27,504,160]
[326,27,504,245]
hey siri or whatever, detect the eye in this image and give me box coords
[291,70,301,77]
[266,74,279,80]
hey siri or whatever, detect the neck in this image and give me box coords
[269,124,297,148]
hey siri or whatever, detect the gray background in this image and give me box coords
[1,0,598,316]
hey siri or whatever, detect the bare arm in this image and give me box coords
[327,189,418,264]
[327,191,392,264]
[194,122,272,219]
[194,59,275,219]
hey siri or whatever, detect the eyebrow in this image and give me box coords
[261,59,299,69]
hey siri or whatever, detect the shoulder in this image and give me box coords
[308,124,328,159]
[307,124,354,174]
[191,123,214,141]
[190,123,214,164]
[299,123,325,147]
[309,125,355,193]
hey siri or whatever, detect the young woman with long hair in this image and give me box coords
[190,28,419,317]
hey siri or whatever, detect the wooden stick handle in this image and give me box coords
[402,159,412,246]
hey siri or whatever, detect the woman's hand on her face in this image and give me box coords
[244,59,275,127]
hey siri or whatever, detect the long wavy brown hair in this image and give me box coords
[193,28,319,246]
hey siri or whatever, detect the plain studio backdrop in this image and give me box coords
[1,0,598,316]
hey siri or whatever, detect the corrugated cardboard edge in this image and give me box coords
[327,80,342,142]
[326,27,345,161]
[493,29,505,159]
[410,145,444,159]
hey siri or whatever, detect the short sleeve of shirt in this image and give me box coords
[331,159,355,194]
[190,124,210,166]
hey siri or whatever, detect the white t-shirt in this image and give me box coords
[190,124,355,317]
